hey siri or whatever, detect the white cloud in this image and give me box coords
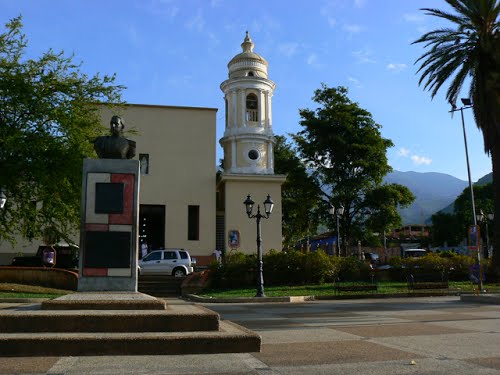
[348,76,362,88]
[411,155,432,165]
[185,8,205,31]
[127,26,140,46]
[279,42,300,57]
[307,53,318,65]
[352,49,376,64]
[354,0,366,8]
[320,1,338,28]
[387,63,408,72]
[398,147,410,157]
[343,24,364,34]
[403,13,425,23]
[141,0,179,19]
[211,0,222,7]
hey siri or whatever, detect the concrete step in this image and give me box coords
[0,305,220,333]
[0,321,261,356]
[138,275,184,297]
[41,292,167,310]
[0,292,262,356]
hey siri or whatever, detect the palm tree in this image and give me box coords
[413,0,500,277]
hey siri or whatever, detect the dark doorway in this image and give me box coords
[139,205,165,251]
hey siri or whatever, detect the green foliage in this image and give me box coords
[454,183,494,235]
[265,250,338,285]
[0,16,124,244]
[274,135,322,249]
[430,212,463,247]
[211,250,340,289]
[209,251,256,289]
[292,84,414,254]
[336,256,372,282]
[389,252,476,281]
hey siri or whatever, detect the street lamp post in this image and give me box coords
[450,98,483,291]
[329,205,344,256]
[244,194,274,298]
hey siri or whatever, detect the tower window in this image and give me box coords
[246,94,258,110]
[248,149,259,160]
[248,71,254,76]
[246,93,258,122]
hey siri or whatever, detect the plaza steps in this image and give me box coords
[0,292,260,356]
[138,275,183,297]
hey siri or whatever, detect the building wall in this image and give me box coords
[101,104,218,258]
[221,174,285,254]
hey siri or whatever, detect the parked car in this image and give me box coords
[11,242,79,269]
[138,249,196,277]
[364,252,380,265]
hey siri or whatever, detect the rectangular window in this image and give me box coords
[188,205,200,241]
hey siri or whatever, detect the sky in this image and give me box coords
[1,0,493,182]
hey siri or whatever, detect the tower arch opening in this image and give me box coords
[246,93,258,122]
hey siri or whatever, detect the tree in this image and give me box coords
[413,0,500,275]
[0,17,124,244]
[454,183,494,248]
[273,135,322,249]
[430,212,463,247]
[293,85,414,255]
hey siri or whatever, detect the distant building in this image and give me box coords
[388,224,430,240]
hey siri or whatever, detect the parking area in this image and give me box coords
[0,296,499,374]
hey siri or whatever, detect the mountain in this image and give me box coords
[383,171,468,225]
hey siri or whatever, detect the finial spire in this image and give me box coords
[241,31,254,52]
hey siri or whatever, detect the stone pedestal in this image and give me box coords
[78,158,140,292]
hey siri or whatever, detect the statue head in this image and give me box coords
[110,115,124,135]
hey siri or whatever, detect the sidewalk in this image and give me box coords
[0,295,499,374]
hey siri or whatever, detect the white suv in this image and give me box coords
[138,249,196,277]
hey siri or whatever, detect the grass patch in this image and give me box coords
[0,283,72,298]
[199,281,500,298]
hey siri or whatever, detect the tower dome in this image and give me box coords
[219,32,276,175]
[227,31,269,79]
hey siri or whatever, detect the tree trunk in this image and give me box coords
[491,141,500,279]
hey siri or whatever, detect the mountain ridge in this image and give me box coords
[384,170,471,225]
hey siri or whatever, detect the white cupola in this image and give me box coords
[219,31,276,175]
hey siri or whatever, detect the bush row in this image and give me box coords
[208,250,490,289]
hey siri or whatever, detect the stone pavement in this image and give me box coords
[0,296,499,374]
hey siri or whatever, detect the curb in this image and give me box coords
[185,294,316,303]
[184,291,463,303]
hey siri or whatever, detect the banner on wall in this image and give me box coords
[228,230,240,248]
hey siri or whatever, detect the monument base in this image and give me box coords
[41,291,166,310]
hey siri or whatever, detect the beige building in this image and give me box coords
[0,32,285,266]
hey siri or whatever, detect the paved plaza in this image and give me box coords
[0,296,499,374]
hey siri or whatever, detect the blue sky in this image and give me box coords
[1,0,493,182]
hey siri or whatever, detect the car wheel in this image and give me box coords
[173,268,186,278]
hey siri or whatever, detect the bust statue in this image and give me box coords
[94,116,136,159]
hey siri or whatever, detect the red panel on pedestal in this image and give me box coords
[83,268,108,276]
[109,173,135,225]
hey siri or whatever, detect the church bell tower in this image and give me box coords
[219,31,276,174]
[218,32,285,254]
